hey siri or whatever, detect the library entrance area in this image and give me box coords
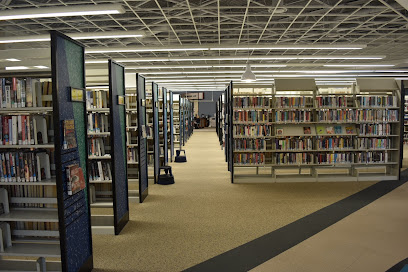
[90,128,377,271]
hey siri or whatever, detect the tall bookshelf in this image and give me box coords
[0,31,93,271]
[86,60,129,235]
[152,83,161,184]
[231,78,402,183]
[172,94,180,157]
[168,90,174,162]
[163,88,169,164]
[145,85,154,180]
[126,89,141,203]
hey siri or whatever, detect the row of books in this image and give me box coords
[4,185,56,209]
[87,113,109,134]
[275,138,313,151]
[233,110,271,122]
[316,96,348,107]
[357,109,398,122]
[86,90,109,109]
[0,78,52,108]
[233,97,270,108]
[0,115,51,145]
[316,153,353,164]
[357,138,392,149]
[89,161,112,182]
[357,151,389,163]
[357,95,397,107]
[276,153,314,165]
[233,125,272,137]
[358,123,391,136]
[127,147,138,163]
[317,137,353,150]
[0,152,52,182]
[234,139,266,151]
[88,138,107,157]
[275,110,313,123]
[13,221,59,235]
[317,109,355,122]
[234,153,265,165]
[275,96,313,108]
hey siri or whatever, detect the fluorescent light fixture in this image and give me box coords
[0,30,144,44]
[324,64,395,67]
[86,44,366,53]
[5,66,29,70]
[0,4,125,21]
[86,55,384,64]
[125,64,287,69]
[34,65,48,69]
[6,58,20,62]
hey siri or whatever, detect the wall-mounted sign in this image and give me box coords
[181,92,204,100]
[70,87,85,102]
[118,95,125,105]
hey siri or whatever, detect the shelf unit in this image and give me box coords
[172,94,181,158]
[86,60,129,235]
[230,78,402,183]
[125,90,140,203]
[145,85,154,180]
[163,88,169,164]
[0,32,94,271]
[169,91,174,162]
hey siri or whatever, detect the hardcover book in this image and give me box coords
[67,164,86,195]
[316,126,325,135]
[63,119,77,150]
[326,126,334,134]
[346,126,354,134]
[334,125,342,134]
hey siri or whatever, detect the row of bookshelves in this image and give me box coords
[229,78,402,183]
[233,95,398,109]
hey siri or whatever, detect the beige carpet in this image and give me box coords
[92,128,375,272]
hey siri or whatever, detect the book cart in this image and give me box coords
[86,60,129,235]
[0,31,93,271]
[230,78,402,183]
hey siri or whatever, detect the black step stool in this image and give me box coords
[157,166,175,185]
[175,150,187,163]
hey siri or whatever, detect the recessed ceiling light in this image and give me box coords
[34,65,48,69]
[6,58,20,62]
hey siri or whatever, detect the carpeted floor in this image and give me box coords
[92,128,375,272]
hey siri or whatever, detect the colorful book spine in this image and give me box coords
[275,137,313,151]
[276,152,314,165]
[275,110,312,123]
[234,152,265,165]
[233,124,272,137]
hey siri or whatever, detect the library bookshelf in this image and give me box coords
[86,60,129,235]
[230,78,402,183]
[0,32,93,271]
[125,89,141,203]
[168,91,174,162]
[172,94,181,158]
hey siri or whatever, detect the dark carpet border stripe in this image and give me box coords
[386,257,408,272]
[184,170,408,272]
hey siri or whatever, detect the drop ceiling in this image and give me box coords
[1,0,408,91]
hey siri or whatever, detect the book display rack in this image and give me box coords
[0,31,93,272]
[86,60,129,235]
[230,78,402,183]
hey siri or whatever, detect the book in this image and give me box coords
[326,126,334,135]
[276,128,284,136]
[334,125,342,134]
[66,164,86,195]
[303,127,311,134]
[63,119,77,150]
[316,126,325,135]
[345,126,354,134]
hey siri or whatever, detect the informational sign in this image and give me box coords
[181,92,204,100]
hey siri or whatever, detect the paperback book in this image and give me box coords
[63,119,77,150]
[66,164,86,195]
